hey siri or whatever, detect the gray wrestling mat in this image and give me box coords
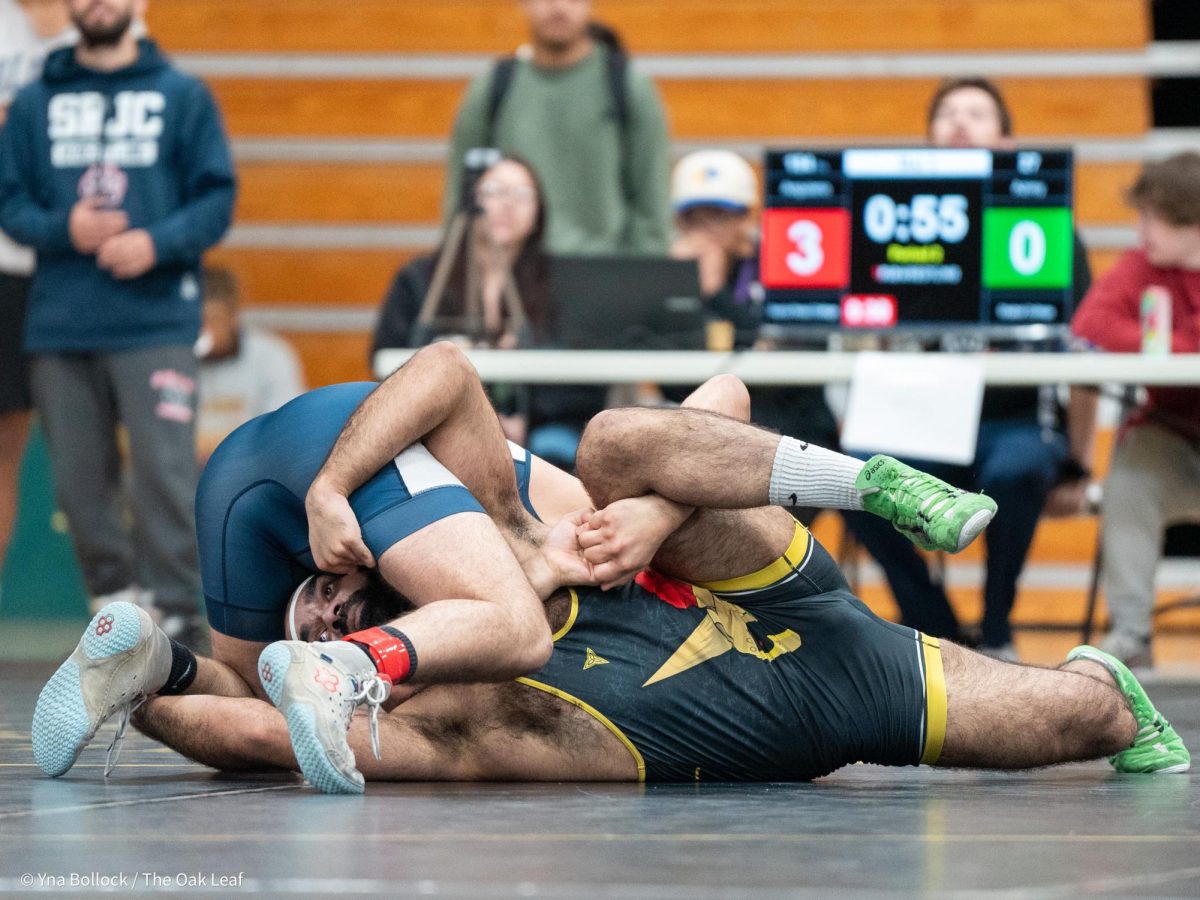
[2,661,1198,899]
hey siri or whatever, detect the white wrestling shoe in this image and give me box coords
[32,601,172,777]
[258,641,391,795]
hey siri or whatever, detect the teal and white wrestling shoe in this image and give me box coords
[1067,645,1191,774]
[258,641,391,795]
[32,601,172,777]
[857,454,997,553]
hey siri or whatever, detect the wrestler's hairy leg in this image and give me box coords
[129,693,472,777]
[577,405,779,512]
[131,693,453,778]
[132,694,293,772]
[935,641,1136,769]
[577,396,994,560]
[206,631,271,699]
[650,505,798,586]
[528,374,748,530]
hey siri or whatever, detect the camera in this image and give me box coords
[458,146,502,214]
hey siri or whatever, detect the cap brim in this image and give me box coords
[673,199,751,212]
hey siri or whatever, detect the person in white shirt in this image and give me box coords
[0,0,74,579]
[196,267,305,465]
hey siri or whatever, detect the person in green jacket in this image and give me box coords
[445,0,671,256]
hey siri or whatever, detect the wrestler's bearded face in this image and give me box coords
[288,569,413,642]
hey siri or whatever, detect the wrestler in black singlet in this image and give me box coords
[521,522,947,782]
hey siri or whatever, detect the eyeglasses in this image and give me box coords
[477,181,537,205]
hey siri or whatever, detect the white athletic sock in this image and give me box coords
[767,437,865,511]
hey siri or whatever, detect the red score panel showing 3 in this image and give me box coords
[760,207,850,290]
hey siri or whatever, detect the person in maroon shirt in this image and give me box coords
[1071,151,1200,668]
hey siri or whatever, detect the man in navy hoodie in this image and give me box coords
[0,0,234,636]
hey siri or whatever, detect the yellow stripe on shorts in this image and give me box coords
[920,634,948,765]
[696,521,810,594]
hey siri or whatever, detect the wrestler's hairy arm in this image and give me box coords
[306,341,536,571]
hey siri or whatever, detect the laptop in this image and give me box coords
[550,256,707,350]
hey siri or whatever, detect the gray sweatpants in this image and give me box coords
[1101,423,1200,643]
[31,347,201,617]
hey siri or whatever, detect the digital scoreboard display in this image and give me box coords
[761,147,1075,332]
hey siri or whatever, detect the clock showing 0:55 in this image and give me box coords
[862,193,970,245]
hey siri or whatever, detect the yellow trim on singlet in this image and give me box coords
[515,676,647,782]
[551,589,580,642]
[919,635,948,765]
[694,521,810,593]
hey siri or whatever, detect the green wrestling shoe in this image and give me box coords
[856,455,997,553]
[1067,645,1191,774]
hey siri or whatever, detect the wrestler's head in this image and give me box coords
[284,569,413,642]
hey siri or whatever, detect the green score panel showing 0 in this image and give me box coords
[982,207,1074,289]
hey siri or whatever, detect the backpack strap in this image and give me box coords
[484,57,518,146]
[604,44,630,132]
[601,45,635,210]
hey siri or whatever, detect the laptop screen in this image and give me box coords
[550,256,707,350]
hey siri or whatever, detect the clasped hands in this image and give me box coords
[306,476,683,594]
[69,197,156,279]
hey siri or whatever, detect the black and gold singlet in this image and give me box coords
[520,523,946,782]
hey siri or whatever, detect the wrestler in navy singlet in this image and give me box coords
[520,523,947,782]
[196,382,537,641]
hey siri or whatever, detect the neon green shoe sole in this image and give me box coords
[857,455,997,553]
[1067,645,1191,774]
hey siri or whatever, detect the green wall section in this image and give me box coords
[0,424,88,621]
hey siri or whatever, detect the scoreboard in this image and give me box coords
[761,147,1076,332]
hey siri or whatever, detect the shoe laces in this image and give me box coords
[1131,715,1169,747]
[896,474,962,520]
[104,696,147,777]
[352,675,392,760]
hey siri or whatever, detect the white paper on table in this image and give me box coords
[840,352,984,465]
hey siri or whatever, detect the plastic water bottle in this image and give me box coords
[1140,285,1172,354]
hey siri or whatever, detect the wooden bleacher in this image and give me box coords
[229,160,1143,228]
[149,1,1161,596]
[206,76,1150,140]
[149,0,1148,53]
